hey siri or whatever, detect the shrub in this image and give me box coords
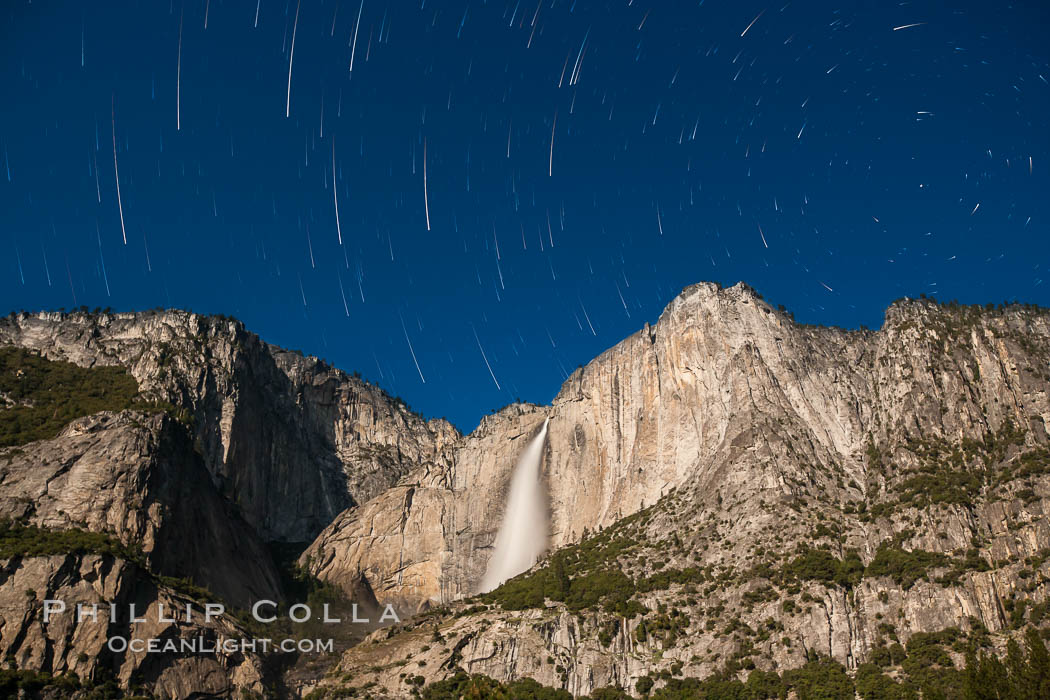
[783,547,864,588]
[783,657,855,699]
[865,546,950,589]
[0,347,140,447]
[421,671,573,699]
[0,519,140,562]
[0,347,191,447]
[854,663,916,699]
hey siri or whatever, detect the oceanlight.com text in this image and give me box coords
[106,636,336,654]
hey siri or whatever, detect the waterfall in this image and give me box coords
[479,418,550,593]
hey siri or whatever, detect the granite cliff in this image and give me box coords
[4,283,1050,698]
[0,309,455,698]
[0,309,458,544]
[305,282,1050,698]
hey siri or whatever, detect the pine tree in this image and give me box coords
[551,552,570,600]
[961,650,981,700]
[1023,628,1050,699]
[977,652,1010,700]
[1006,638,1029,700]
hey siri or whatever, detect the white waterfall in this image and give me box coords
[479,418,550,593]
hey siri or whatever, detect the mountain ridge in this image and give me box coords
[4,282,1050,697]
[10,279,1036,434]
[301,280,1050,696]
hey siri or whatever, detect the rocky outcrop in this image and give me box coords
[303,406,548,611]
[7,284,1050,697]
[0,553,268,698]
[0,411,280,608]
[0,308,459,698]
[0,310,459,543]
[326,555,1047,698]
[304,282,1050,697]
[304,283,1050,608]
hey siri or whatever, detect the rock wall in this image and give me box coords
[0,308,460,697]
[7,284,1050,697]
[0,309,459,543]
[303,406,549,611]
[0,553,268,699]
[304,283,1050,610]
[0,411,280,608]
[302,282,1050,697]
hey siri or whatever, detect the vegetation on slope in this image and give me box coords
[0,519,217,605]
[862,422,1031,518]
[0,346,190,448]
[0,519,140,560]
[401,626,1050,700]
[483,525,990,619]
[0,346,139,447]
[0,668,151,699]
[481,507,658,616]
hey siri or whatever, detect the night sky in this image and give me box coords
[2,1,1048,431]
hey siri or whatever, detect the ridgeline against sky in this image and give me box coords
[1,1,1047,430]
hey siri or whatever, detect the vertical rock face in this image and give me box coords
[6,283,1050,697]
[542,280,1048,549]
[303,406,549,610]
[0,310,459,543]
[0,308,459,697]
[0,411,280,608]
[305,282,1050,611]
[303,282,1050,697]
[0,553,269,698]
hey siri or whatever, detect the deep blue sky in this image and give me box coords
[2,1,1048,431]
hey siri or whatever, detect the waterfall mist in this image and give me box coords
[479,418,550,593]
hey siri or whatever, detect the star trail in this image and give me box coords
[1,1,1048,430]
